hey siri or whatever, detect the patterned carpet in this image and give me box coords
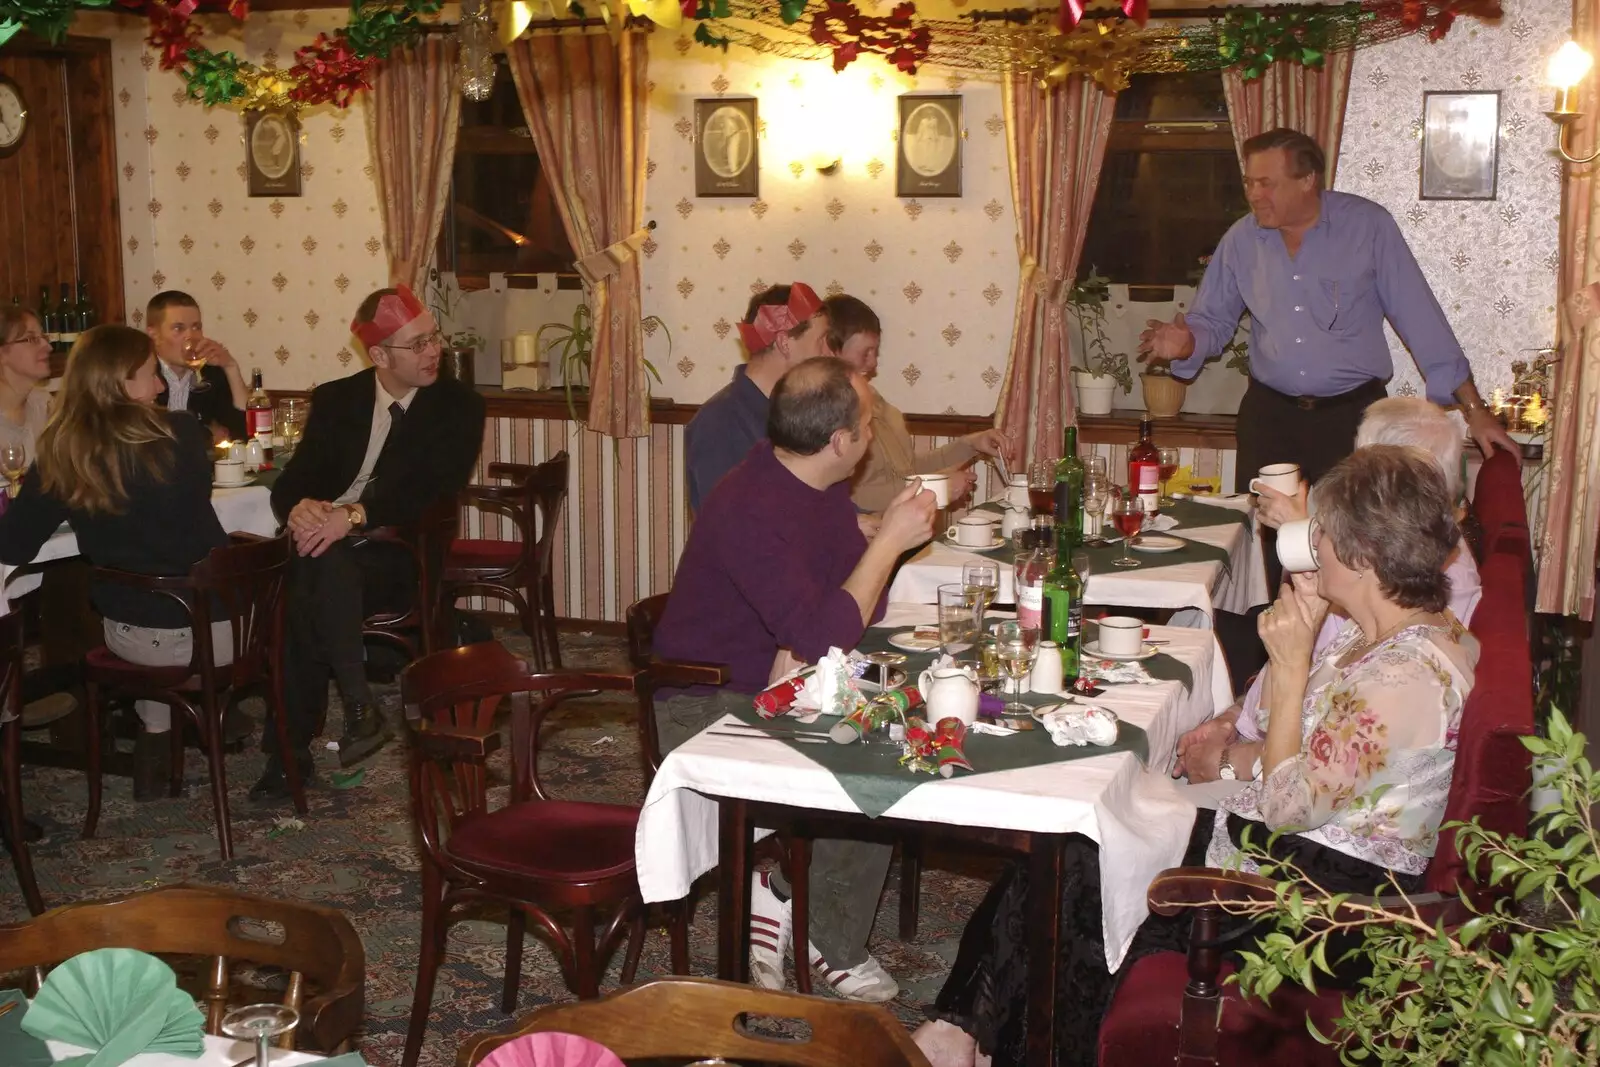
[0,628,1000,1066]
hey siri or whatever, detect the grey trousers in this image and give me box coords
[104,620,235,732]
[657,689,893,969]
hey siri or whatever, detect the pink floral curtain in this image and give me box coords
[1221,51,1354,185]
[1541,0,1600,618]
[995,74,1116,465]
[366,36,461,292]
[509,30,651,439]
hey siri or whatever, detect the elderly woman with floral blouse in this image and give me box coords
[914,444,1479,1067]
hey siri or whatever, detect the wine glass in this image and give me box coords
[1086,453,1108,480]
[1082,477,1108,541]
[994,619,1039,715]
[1027,460,1055,517]
[183,339,213,393]
[220,1003,299,1067]
[1112,494,1145,568]
[962,560,1000,624]
[937,583,976,658]
[0,444,25,490]
[1158,447,1181,507]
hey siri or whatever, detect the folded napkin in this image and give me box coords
[480,1032,624,1067]
[1038,703,1120,748]
[0,989,54,1067]
[316,1055,375,1067]
[22,948,205,1067]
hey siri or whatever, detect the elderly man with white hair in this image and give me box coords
[1173,397,1483,783]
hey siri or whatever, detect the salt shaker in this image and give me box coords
[1029,640,1064,696]
[244,438,264,473]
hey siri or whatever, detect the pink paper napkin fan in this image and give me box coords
[479,1032,626,1067]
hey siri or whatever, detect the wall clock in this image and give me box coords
[0,75,26,158]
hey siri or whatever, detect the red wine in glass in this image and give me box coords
[1028,487,1055,514]
[1159,462,1178,485]
[1113,510,1144,539]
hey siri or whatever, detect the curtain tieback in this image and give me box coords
[574,225,651,287]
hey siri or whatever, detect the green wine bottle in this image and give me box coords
[1053,423,1085,548]
[37,285,53,346]
[1041,518,1083,682]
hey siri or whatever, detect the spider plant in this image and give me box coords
[536,303,669,423]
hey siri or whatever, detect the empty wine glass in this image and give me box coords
[962,560,1000,625]
[220,1003,298,1067]
[1158,447,1181,506]
[1086,453,1108,480]
[1112,494,1145,568]
[994,619,1039,715]
[1082,478,1108,541]
[0,444,25,490]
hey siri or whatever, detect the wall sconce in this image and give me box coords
[1547,41,1599,164]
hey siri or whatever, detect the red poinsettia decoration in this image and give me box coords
[287,33,376,109]
[809,1,930,73]
[1055,0,1148,34]
[145,2,205,70]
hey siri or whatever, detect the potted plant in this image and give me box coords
[536,301,671,423]
[1065,269,1132,417]
[1224,707,1598,1064]
[424,267,480,385]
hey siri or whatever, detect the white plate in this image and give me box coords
[886,631,942,653]
[212,479,251,489]
[944,534,1006,551]
[1082,640,1158,662]
[1131,534,1185,553]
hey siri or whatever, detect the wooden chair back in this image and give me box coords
[0,884,365,1053]
[455,976,932,1066]
[0,608,41,915]
[624,594,728,787]
[363,494,462,658]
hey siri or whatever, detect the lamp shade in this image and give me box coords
[1549,41,1594,91]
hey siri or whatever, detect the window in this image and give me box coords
[1078,72,1249,287]
[436,55,576,285]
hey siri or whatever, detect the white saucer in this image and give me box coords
[886,631,942,652]
[1082,640,1158,662]
[212,479,251,489]
[945,534,1006,551]
[1131,534,1185,553]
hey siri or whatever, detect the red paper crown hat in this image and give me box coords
[351,284,427,348]
[737,282,823,353]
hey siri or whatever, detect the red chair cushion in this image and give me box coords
[83,645,197,689]
[447,538,526,570]
[1099,952,1345,1067]
[444,799,640,883]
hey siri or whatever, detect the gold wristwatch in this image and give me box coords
[341,503,365,529]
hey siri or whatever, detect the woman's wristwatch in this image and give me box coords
[1218,747,1237,781]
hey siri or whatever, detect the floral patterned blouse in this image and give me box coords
[1208,615,1478,876]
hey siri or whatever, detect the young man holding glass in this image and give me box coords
[144,290,248,442]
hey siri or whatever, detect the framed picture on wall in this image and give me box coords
[1419,91,1500,201]
[897,94,962,198]
[245,109,302,198]
[694,97,758,198]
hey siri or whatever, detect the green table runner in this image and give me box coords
[1082,621,1193,694]
[968,501,1232,575]
[0,991,52,1067]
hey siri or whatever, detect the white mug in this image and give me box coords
[1250,462,1302,496]
[908,473,951,508]
[1029,641,1064,695]
[946,515,997,546]
[1277,518,1320,572]
[1097,616,1145,657]
[214,458,246,486]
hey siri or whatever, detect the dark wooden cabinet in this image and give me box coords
[0,33,124,338]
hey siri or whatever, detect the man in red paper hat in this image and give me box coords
[684,282,830,512]
[255,284,485,802]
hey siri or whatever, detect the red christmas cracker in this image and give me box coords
[754,673,809,719]
[934,717,972,778]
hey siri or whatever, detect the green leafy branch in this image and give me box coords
[1065,269,1132,395]
[536,302,668,425]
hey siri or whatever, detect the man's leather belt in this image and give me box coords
[1251,378,1387,413]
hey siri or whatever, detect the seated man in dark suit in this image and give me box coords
[144,290,248,441]
[254,285,485,801]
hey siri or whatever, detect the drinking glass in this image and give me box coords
[1027,460,1055,517]
[1158,447,1181,506]
[1082,478,1107,541]
[937,583,976,657]
[183,339,213,393]
[993,620,1039,715]
[962,560,1000,623]
[1112,495,1144,568]
[0,444,25,489]
[220,1003,299,1067]
[1086,454,1108,480]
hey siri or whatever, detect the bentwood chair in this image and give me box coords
[457,976,933,1067]
[360,494,461,663]
[442,452,569,670]
[0,884,365,1053]
[82,534,304,859]
[0,609,42,914]
[623,593,729,786]
[399,641,691,1067]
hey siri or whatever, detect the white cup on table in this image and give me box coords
[1097,616,1146,657]
[1249,462,1301,496]
[214,458,246,486]
[946,514,997,547]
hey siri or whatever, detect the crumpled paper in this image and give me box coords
[790,648,867,721]
[1081,658,1159,686]
[1038,703,1120,747]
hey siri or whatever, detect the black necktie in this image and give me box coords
[363,402,408,501]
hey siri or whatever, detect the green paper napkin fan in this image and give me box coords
[22,948,205,1067]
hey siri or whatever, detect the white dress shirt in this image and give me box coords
[336,385,417,505]
[159,360,194,413]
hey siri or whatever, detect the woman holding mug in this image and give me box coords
[914,445,1477,1067]
[0,325,230,799]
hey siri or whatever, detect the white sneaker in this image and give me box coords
[748,870,791,990]
[809,944,900,1003]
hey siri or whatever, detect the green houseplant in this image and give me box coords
[536,302,670,423]
[423,267,483,383]
[1221,708,1597,1066]
[1065,269,1132,416]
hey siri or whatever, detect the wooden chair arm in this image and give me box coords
[459,484,521,509]
[486,462,534,482]
[1149,866,1464,927]
[409,720,503,762]
[88,565,197,592]
[639,659,730,690]
[227,531,273,544]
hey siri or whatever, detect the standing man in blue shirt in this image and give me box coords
[1140,127,1517,496]
[684,283,830,512]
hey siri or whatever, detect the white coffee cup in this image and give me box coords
[1276,518,1320,572]
[908,473,951,508]
[1097,616,1145,657]
[214,458,246,486]
[1250,462,1302,496]
[947,514,997,547]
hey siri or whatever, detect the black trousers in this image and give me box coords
[271,539,414,755]
[1218,377,1388,693]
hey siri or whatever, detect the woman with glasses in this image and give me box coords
[0,306,54,462]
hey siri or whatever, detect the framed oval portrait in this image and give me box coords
[694,97,759,198]
[246,109,302,198]
[898,93,962,198]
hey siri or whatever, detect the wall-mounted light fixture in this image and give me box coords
[1546,40,1599,164]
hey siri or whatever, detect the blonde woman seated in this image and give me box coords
[0,305,54,465]
[823,295,1007,515]
[0,326,231,800]
[915,445,1478,1067]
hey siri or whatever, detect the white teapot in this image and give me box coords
[918,663,981,726]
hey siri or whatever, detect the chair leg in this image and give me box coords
[619,905,646,986]
[667,897,690,975]
[402,869,449,1067]
[168,712,184,797]
[199,703,233,861]
[899,836,923,941]
[501,906,526,1014]
[572,904,599,1000]
[790,836,812,995]
[534,578,562,670]
[2,720,44,916]
[82,681,103,840]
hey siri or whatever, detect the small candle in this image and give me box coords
[513,331,538,366]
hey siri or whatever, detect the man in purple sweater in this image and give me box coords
[655,356,936,1001]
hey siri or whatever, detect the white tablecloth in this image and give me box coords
[634,604,1226,969]
[49,1031,325,1065]
[0,486,280,614]
[888,495,1271,624]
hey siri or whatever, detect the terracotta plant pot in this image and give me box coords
[1141,372,1186,418]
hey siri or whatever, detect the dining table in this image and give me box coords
[44,1031,331,1065]
[634,602,1222,1067]
[887,494,1270,625]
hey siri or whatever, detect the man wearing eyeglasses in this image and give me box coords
[257,285,485,802]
